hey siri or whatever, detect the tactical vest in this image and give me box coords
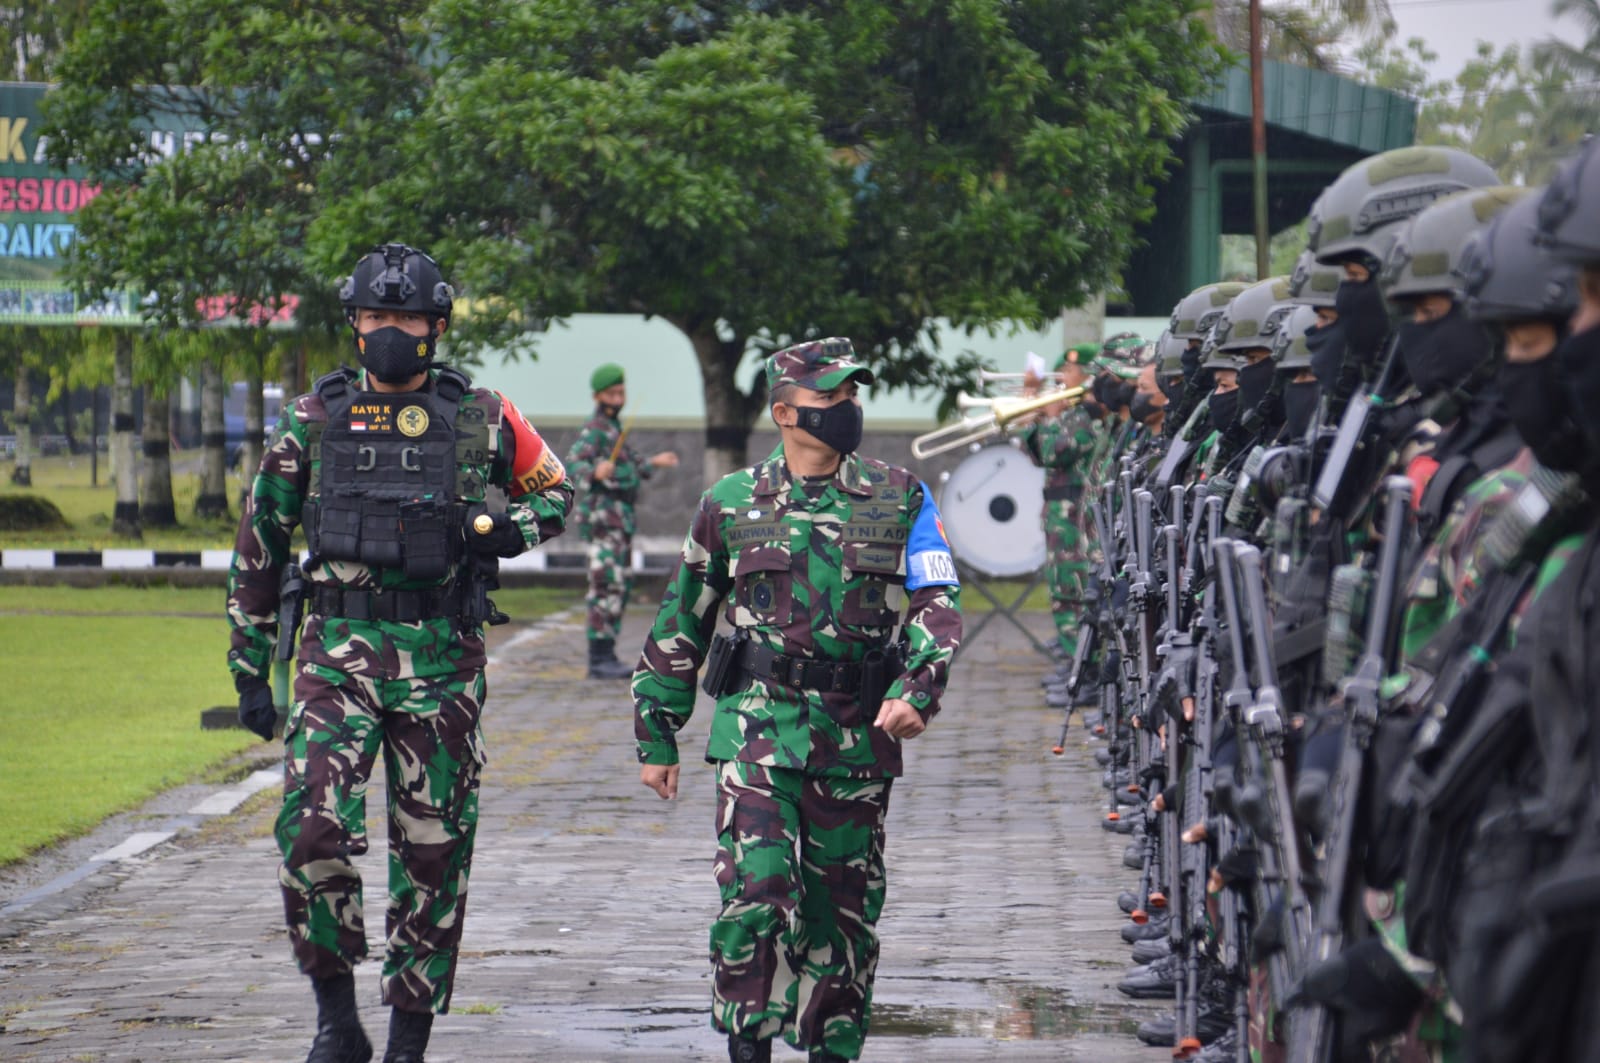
[301,367,491,582]
[723,471,911,635]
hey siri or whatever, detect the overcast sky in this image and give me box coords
[1389,0,1567,75]
[1338,0,1568,78]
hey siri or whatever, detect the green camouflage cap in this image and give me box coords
[766,337,875,393]
[590,362,625,392]
[1101,331,1152,376]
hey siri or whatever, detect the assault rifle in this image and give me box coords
[1235,542,1314,991]
[1311,336,1413,523]
[1128,488,1168,926]
[1287,476,1413,1063]
[1091,495,1131,825]
[1151,516,1202,1059]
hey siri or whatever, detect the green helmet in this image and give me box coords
[1273,305,1319,370]
[1382,186,1530,303]
[1310,146,1500,268]
[1211,276,1294,354]
[1169,282,1250,340]
[1288,249,1342,308]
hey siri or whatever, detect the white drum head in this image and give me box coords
[938,444,1046,577]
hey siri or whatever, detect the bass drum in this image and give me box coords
[937,444,1046,578]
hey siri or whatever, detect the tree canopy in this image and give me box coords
[43,0,1225,472]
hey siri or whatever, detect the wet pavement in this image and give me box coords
[0,601,1167,1061]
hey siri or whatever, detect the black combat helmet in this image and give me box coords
[1211,276,1295,355]
[1382,186,1528,304]
[1288,249,1342,308]
[1537,137,1600,264]
[1273,305,1320,371]
[1310,146,1501,270]
[1169,282,1251,341]
[339,243,455,327]
[1461,190,1579,324]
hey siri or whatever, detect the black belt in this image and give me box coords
[1043,483,1084,502]
[735,641,864,694]
[310,583,464,623]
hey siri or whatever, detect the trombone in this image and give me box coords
[910,385,1086,459]
[977,369,1049,393]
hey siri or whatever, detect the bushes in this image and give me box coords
[0,494,70,532]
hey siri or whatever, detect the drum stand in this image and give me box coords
[957,561,1055,659]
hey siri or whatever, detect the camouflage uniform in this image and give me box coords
[564,405,654,641]
[1018,404,1097,656]
[227,365,573,1014]
[633,340,962,1061]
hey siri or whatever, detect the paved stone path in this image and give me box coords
[0,602,1166,1062]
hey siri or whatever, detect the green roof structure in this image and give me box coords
[1122,59,1418,315]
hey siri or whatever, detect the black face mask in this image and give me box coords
[1557,325,1600,448]
[1130,392,1160,425]
[356,326,435,385]
[1093,374,1133,411]
[598,402,623,420]
[1397,305,1491,397]
[1501,357,1588,471]
[1283,380,1320,438]
[1305,320,1346,391]
[793,400,864,455]
[1237,359,1274,416]
[1159,374,1185,406]
[1206,389,1240,434]
[1334,279,1391,364]
[1181,342,1202,381]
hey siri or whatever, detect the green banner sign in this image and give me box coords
[0,82,144,325]
[0,82,291,328]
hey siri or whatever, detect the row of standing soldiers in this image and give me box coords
[1019,138,1600,1063]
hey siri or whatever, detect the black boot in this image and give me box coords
[306,974,372,1063]
[381,1008,433,1063]
[1117,955,1180,999]
[587,638,633,680]
[727,1033,772,1063]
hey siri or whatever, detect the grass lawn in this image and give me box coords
[0,583,578,867]
[1,454,244,550]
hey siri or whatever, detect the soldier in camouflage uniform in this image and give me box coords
[1017,345,1098,663]
[564,363,679,679]
[632,339,962,1063]
[227,245,574,1063]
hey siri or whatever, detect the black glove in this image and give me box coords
[468,511,526,558]
[235,675,277,741]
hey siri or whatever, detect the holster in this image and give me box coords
[858,637,909,710]
[701,629,750,698]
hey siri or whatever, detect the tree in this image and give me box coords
[48,1,1225,480]
[0,1,94,79]
[44,0,432,339]
[43,1,428,525]
[306,0,1226,477]
[1352,29,1591,186]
